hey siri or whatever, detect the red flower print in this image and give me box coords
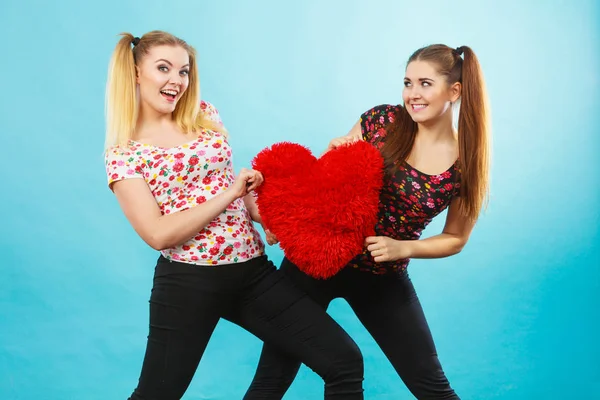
[223,246,233,255]
[174,153,185,159]
[212,142,221,149]
[216,236,225,244]
[182,245,191,251]
[196,196,206,204]
[149,179,157,185]
[111,173,119,180]
[202,176,212,185]
[444,183,453,191]
[209,247,220,256]
[173,162,184,173]
[189,156,199,166]
[430,176,441,185]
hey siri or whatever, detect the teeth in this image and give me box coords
[161,89,178,96]
[413,104,427,109]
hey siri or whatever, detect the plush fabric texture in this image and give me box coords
[252,141,384,279]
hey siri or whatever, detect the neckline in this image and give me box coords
[128,133,213,151]
[402,159,458,177]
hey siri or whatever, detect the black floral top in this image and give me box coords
[348,104,461,275]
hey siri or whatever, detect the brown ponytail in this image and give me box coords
[380,44,491,222]
[455,46,491,222]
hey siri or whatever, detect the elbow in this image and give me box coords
[144,232,172,251]
[451,238,468,255]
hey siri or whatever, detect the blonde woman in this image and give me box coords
[103,30,364,400]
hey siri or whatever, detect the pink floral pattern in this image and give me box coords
[349,104,461,274]
[104,100,265,265]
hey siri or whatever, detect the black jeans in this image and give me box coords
[128,255,364,400]
[244,257,459,400]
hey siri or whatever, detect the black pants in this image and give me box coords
[128,255,364,400]
[244,258,459,400]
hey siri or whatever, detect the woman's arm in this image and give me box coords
[242,192,279,245]
[112,168,262,251]
[243,192,262,224]
[324,120,363,153]
[365,198,476,262]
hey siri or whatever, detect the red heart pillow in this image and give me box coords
[252,141,384,279]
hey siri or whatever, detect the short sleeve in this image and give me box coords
[104,146,145,190]
[200,100,224,126]
[359,104,399,143]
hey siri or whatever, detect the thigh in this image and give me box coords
[233,259,360,390]
[130,259,231,400]
[242,258,339,399]
[347,271,459,399]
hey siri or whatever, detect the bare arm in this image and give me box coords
[112,168,262,251]
[365,198,476,262]
[324,120,364,153]
[403,199,476,258]
[243,193,262,224]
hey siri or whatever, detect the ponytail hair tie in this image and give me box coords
[454,46,465,56]
[131,37,140,47]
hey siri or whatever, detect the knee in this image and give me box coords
[326,341,364,381]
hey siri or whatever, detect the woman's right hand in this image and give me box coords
[327,135,361,151]
[229,168,264,199]
[324,120,363,154]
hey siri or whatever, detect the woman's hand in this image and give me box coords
[365,236,413,262]
[264,229,279,246]
[326,134,362,151]
[229,168,264,199]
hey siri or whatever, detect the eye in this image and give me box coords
[158,65,169,72]
[180,70,189,76]
[422,81,432,87]
[403,81,411,87]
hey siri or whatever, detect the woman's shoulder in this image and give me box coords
[360,103,402,123]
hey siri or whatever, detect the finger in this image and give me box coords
[373,255,388,263]
[364,236,379,245]
[369,249,385,258]
[247,180,260,192]
[366,244,381,252]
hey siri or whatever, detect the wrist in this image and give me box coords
[223,187,241,203]
[396,239,416,260]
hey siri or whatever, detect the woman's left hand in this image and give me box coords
[365,236,413,262]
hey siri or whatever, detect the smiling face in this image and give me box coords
[136,45,191,115]
[402,60,461,124]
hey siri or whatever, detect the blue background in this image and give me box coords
[1,0,599,399]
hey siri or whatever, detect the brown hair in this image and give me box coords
[104,30,225,148]
[381,44,491,221]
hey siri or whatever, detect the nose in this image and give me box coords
[407,86,422,100]
[169,72,182,86]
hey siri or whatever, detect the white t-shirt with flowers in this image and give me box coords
[104,100,265,266]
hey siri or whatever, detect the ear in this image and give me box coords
[135,65,140,84]
[449,81,461,103]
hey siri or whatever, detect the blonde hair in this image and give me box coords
[104,30,226,149]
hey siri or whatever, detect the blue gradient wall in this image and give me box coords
[1,0,598,399]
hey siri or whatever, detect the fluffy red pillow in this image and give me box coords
[252,141,384,279]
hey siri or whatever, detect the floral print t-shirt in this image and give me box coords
[348,104,461,274]
[104,100,265,266]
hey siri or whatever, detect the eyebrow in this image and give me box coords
[155,59,190,68]
[404,77,435,82]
